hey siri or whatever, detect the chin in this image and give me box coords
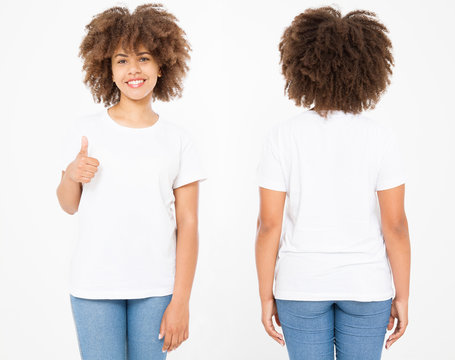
[121,89,154,101]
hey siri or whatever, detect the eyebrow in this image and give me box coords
[114,52,152,58]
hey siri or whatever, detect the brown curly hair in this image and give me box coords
[79,3,191,106]
[279,6,393,115]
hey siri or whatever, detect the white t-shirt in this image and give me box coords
[59,109,207,299]
[257,110,407,301]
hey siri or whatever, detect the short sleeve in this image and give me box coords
[376,129,407,191]
[257,131,287,192]
[172,132,208,189]
[59,120,81,173]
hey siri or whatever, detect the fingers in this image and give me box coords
[78,163,98,176]
[79,169,96,178]
[83,163,99,172]
[161,328,187,353]
[77,155,99,167]
[162,332,173,353]
[263,318,285,346]
[162,331,186,352]
[75,156,99,184]
[76,167,97,183]
[170,333,181,352]
[79,176,92,184]
[84,157,100,167]
[385,320,408,349]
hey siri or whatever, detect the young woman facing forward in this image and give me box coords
[56,4,206,359]
[255,7,410,360]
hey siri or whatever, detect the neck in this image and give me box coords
[112,93,157,123]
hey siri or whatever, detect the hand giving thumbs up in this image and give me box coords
[67,136,100,184]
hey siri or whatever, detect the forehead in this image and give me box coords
[113,43,149,55]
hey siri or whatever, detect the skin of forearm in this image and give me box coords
[384,226,411,301]
[255,224,281,303]
[56,169,82,215]
[171,220,199,304]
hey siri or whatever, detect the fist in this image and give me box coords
[67,136,100,184]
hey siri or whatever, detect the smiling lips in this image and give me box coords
[126,79,146,88]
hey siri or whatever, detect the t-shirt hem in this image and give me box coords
[258,181,286,192]
[274,290,394,302]
[69,287,174,300]
[173,175,208,189]
[376,178,406,191]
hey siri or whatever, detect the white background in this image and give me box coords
[1,0,454,359]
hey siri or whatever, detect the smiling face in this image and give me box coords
[111,43,161,102]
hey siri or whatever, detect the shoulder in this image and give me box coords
[356,113,398,144]
[158,118,195,143]
[79,111,105,127]
[264,111,316,142]
[67,111,105,132]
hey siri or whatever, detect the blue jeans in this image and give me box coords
[70,294,172,360]
[275,298,392,360]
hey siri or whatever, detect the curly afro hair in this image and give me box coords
[279,6,393,115]
[79,3,191,107]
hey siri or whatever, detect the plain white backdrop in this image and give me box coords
[1,0,454,359]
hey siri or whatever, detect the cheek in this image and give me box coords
[149,76,159,88]
[111,66,124,82]
[145,63,160,76]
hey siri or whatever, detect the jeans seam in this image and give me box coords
[70,295,84,359]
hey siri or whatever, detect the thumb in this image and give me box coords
[79,136,88,155]
[275,312,281,327]
[158,317,165,340]
[387,315,395,331]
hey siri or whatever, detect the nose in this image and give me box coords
[127,59,141,75]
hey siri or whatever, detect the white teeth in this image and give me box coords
[128,80,144,85]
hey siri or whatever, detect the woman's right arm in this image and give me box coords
[56,136,99,215]
[377,183,410,349]
[57,169,83,215]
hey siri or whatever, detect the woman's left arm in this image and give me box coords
[256,187,286,346]
[160,181,200,353]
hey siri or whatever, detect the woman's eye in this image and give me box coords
[116,58,148,64]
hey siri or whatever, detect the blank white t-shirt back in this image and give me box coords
[59,110,207,299]
[257,110,407,301]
